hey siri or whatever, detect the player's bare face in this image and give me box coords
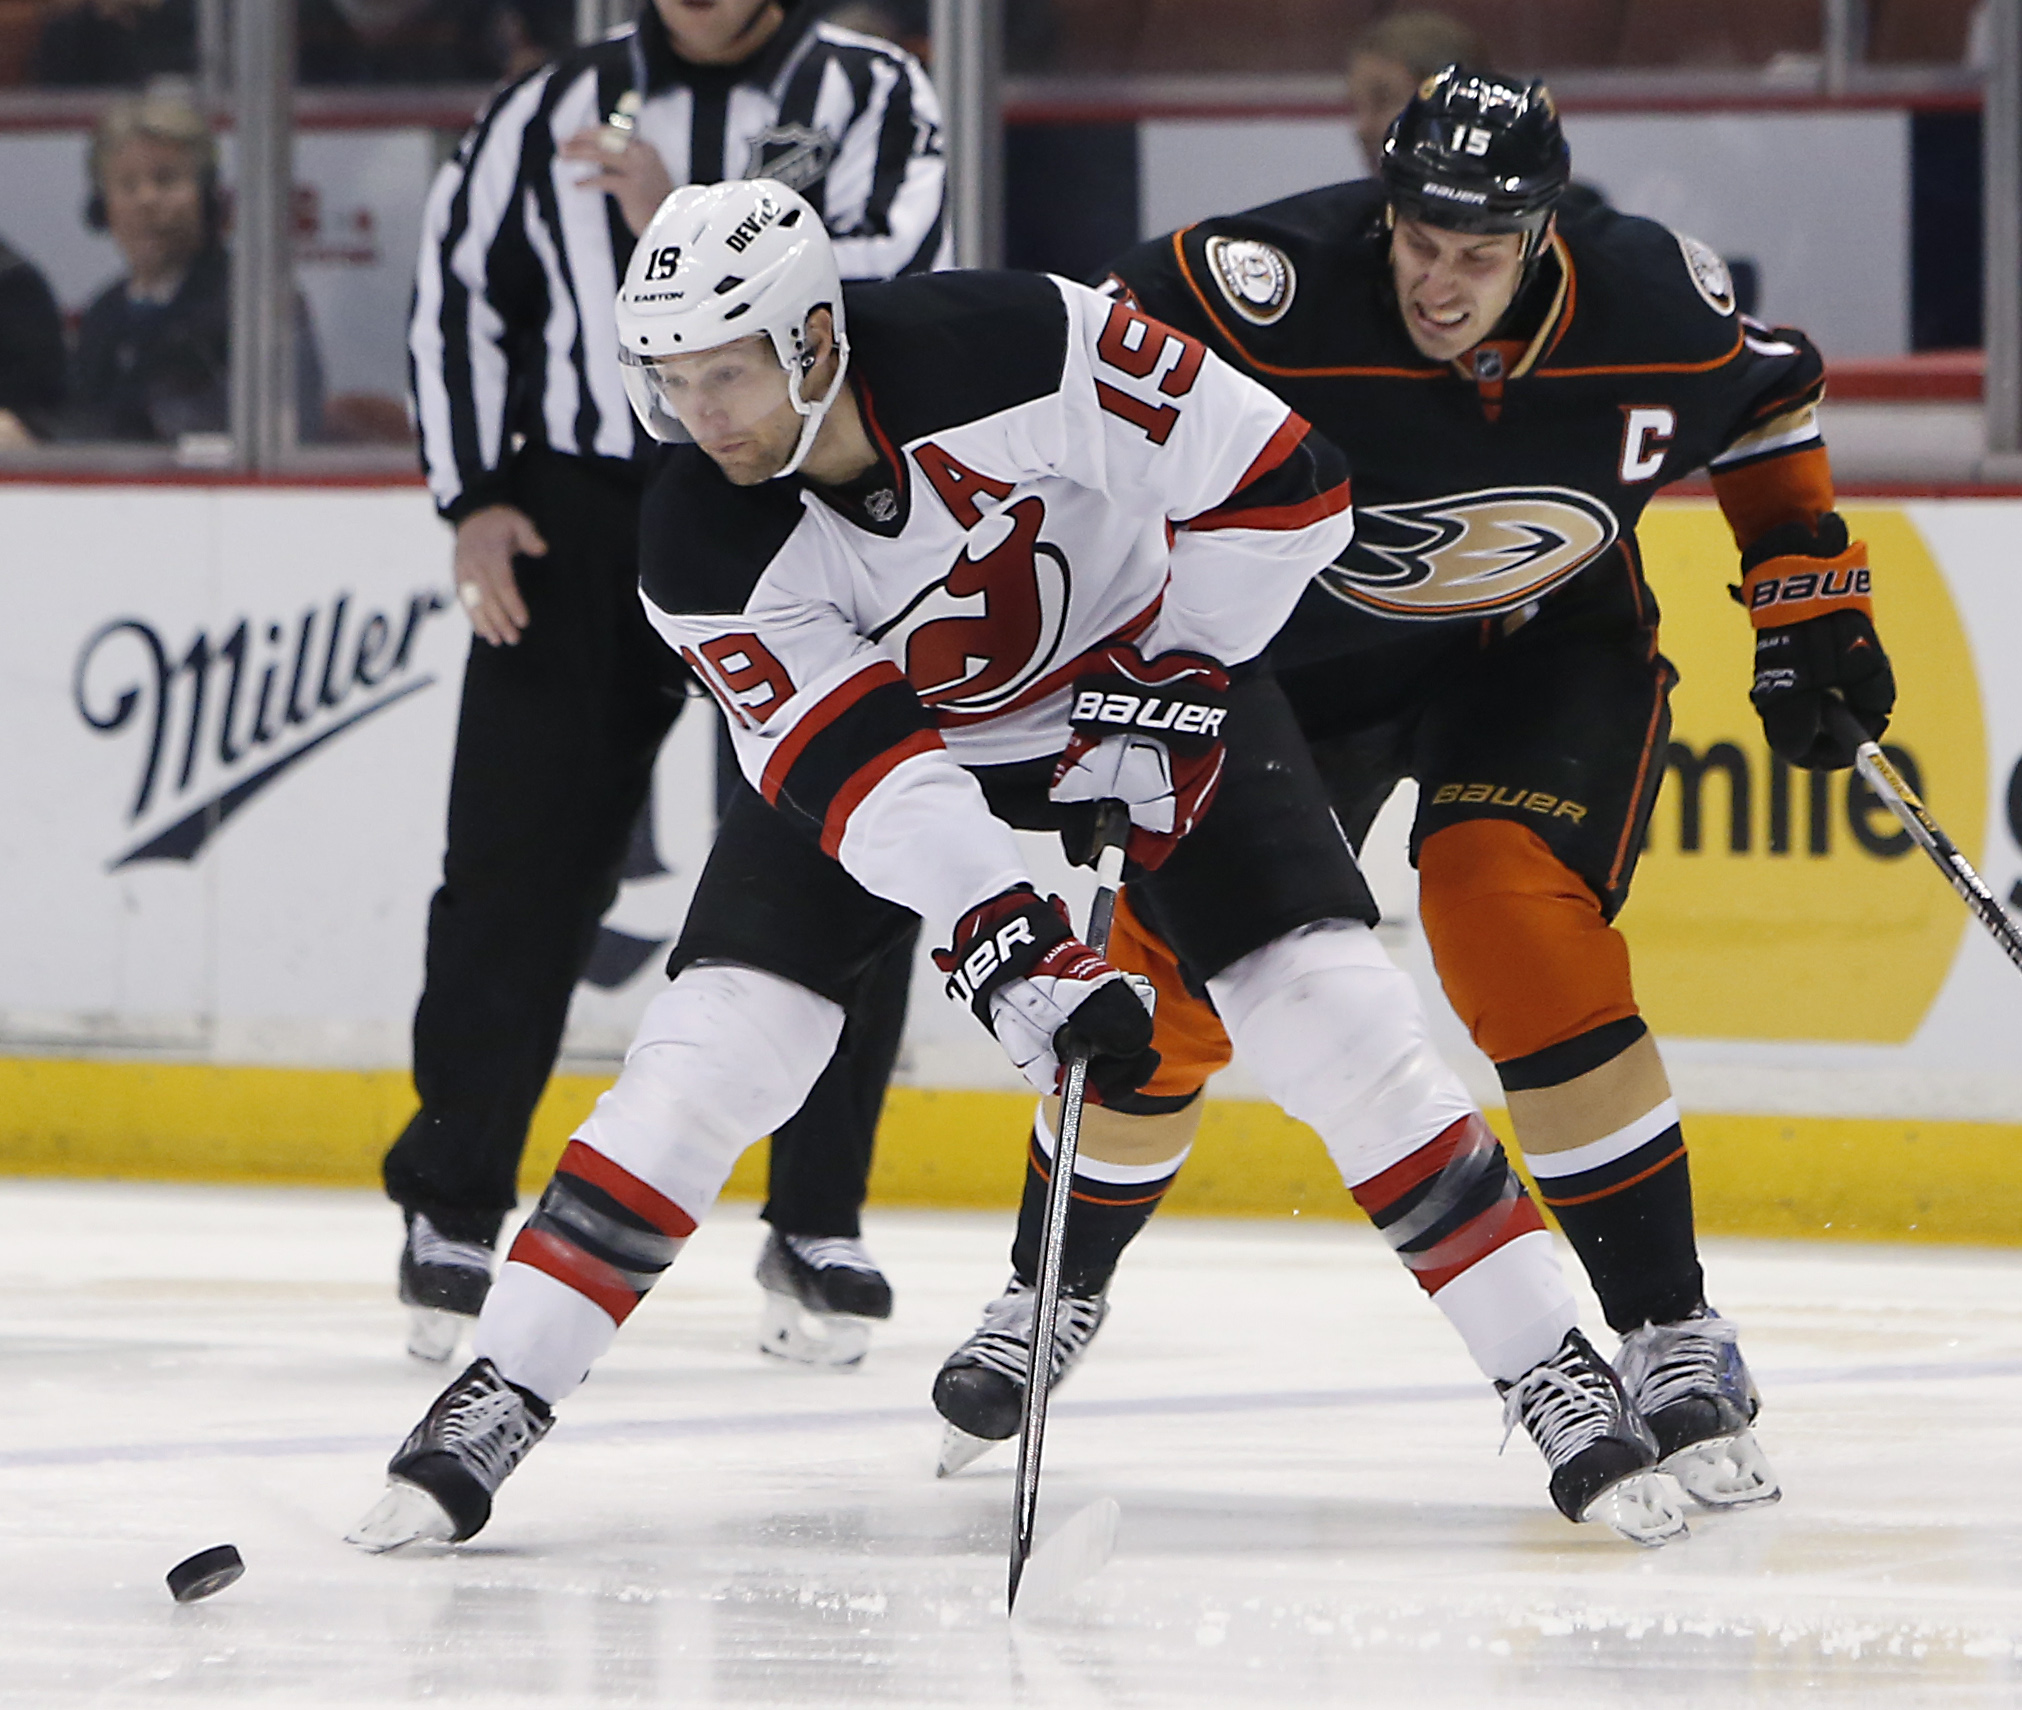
[651,0,783,65]
[650,336,803,484]
[1390,218,1528,362]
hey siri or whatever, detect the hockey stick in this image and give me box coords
[1008,799,1132,1614]
[1825,700,2022,976]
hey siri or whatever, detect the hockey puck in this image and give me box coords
[166,1544,244,1604]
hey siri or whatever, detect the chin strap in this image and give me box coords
[773,334,851,480]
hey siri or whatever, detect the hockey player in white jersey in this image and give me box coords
[349,180,1685,1555]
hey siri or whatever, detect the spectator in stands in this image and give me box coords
[0,233,65,444]
[298,0,571,84]
[32,0,194,86]
[1346,10,1488,172]
[67,93,325,443]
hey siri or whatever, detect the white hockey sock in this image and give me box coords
[475,1261,619,1406]
[1427,1229,1578,1385]
[475,964,845,1406]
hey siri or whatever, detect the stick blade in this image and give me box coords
[1009,1497,1120,1620]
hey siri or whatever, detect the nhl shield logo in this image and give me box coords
[744,123,838,193]
[1205,236,1296,325]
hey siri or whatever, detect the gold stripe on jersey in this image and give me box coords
[1710,401,1823,468]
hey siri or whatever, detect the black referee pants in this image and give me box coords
[382,448,911,1244]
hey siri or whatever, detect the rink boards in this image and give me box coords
[1,483,2018,1243]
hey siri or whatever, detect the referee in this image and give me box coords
[390,0,945,1365]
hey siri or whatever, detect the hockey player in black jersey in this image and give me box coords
[943,66,1899,1512]
[349,177,1688,1555]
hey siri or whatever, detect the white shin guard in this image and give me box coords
[1207,921,1478,1185]
[577,963,845,1216]
[474,963,846,1405]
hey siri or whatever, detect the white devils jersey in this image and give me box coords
[638,270,1352,935]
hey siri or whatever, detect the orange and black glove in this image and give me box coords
[1735,513,1895,770]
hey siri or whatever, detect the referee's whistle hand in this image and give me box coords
[559,127,677,237]
[453,504,545,647]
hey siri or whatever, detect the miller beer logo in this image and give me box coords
[1318,485,1619,619]
[73,586,450,869]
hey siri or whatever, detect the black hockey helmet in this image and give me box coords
[1380,65,1570,259]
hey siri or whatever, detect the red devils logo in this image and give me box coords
[871,494,1073,717]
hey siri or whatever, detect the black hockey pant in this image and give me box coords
[381,447,913,1243]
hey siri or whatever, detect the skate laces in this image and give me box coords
[1500,1336,1626,1467]
[782,1234,880,1275]
[409,1215,494,1274]
[425,1367,549,1492]
[1616,1312,1743,1418]
[956,1279,1106,1386]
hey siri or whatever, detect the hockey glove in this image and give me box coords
[1051,645,1231,869]
[934,887,1159,1103]
[1734,513,1894,770]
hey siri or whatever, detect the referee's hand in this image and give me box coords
[559,126,676,238]
[454,504,545,647]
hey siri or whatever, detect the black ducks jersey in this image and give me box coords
[1105,180,1851,673]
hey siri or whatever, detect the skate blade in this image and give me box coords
[405,1306,465,1364]
[345,1480,457,1554]
[758,1290,871,1368]
[1011,1498,1121,1620]
[935,1422,999,1478]
[1665,1428,1782,1510]
[1582,1471,1690,1548]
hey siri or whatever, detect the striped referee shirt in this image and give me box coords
[410,5,949,521]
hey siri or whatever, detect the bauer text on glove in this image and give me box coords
[1050,646,1230,868]
[933,887,1159,1103]
[1733,513,1894,770]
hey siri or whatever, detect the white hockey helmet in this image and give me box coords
[615,178,848,478]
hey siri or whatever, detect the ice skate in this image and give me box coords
[1617,1309,1780,1510]
[398,1210,495,1363]
[932,1277,1108,1476]
[346,1357,552,1552]
[1500,1328,1688,1547]
[755,1231,892,1367]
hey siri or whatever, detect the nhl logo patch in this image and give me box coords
[864,488,899,523]
[744,123,837,193]
[1675,231,1736,316]
[1205,236,1295,325]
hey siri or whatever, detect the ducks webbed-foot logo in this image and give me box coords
[1319,486,1619,619]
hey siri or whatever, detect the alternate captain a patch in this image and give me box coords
[1205,236,1296,325]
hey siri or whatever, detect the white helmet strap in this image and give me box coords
[773,312,849,480]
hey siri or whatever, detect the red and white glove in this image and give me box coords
[1050,645,1231,869]
[933,887,1159,1103]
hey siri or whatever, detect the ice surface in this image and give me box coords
[1,1180,2018,1707]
